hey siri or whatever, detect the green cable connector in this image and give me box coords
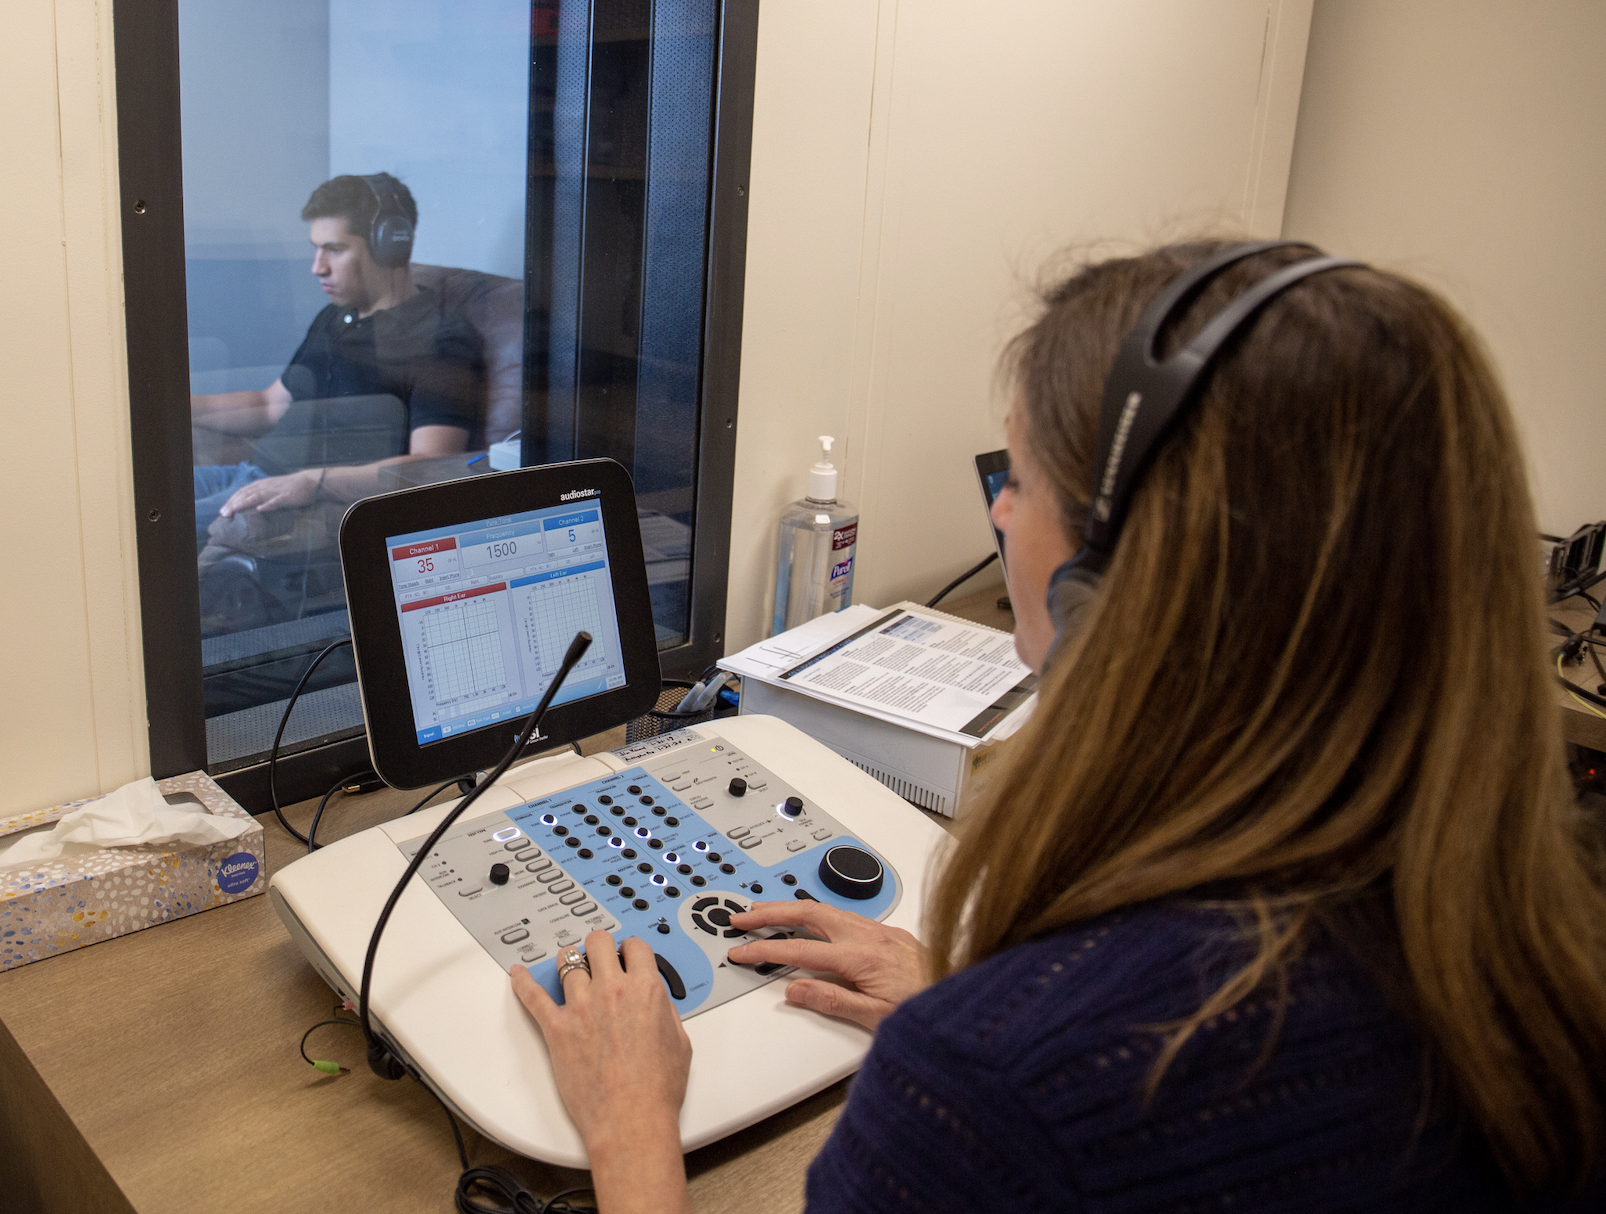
[311,1059,343,1075]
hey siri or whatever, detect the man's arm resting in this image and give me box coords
[215,425,471,518]
[190,379,293,435]
[317,424,469,501]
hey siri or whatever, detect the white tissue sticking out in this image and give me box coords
[0,777,252,872]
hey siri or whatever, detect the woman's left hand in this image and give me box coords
[511,931,691,1152]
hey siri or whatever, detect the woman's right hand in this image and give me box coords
[726,901,928,1031]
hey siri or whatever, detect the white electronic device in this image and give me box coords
[737,677,998,818]
[267,461,949,1165]
[270,714,948,1166]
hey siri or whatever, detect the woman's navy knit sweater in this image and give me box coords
[805,901,1598,1212]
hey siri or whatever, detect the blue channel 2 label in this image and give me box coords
[216,852,260,894]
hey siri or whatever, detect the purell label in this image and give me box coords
[827,544,855,610]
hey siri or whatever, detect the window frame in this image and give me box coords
[112,0,757,809]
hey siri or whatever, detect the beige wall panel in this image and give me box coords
[1282,0,1606,534]
[729,0,1313,650]
[0,1,145,815]
[725,0,885,648]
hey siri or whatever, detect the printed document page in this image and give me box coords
[722,603,1035,743]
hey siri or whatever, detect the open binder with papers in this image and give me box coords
[719,604,1037,815]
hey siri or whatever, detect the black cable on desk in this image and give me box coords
[404,777,468,816]
[926,552,999,608]
[1550,567,1606,606]
[454,1167,595,1214]
[1551,617,1606,708]
[357,633,593,1081]
[268,637,352,845]
[1559,669,1606,712]
[306,774,349,854]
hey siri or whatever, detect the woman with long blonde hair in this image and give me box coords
[513,242,1606,1212]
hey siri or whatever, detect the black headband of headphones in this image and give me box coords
[1039,242,1365,666]
[1078,240,1363,569]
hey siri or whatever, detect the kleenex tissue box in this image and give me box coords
[0,772,264,970]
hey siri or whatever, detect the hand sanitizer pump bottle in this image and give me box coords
[771,436,859,636]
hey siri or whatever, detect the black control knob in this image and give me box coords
[489,862,510,886]
[818,846,883,900]
[782,796,804,818]
[728,777,747,797]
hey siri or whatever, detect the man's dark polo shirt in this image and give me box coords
[281,285,485,447]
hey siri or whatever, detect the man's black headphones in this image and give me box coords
[1044,241,1363,658]
[362,173,414,269]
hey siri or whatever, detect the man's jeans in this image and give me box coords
[193,462,265,548]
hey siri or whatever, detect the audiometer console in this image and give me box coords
[270,715,948,1166]
[266,461,950,1167]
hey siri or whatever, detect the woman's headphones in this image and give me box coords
[1044,241,1363,660]
[362,173,415,269]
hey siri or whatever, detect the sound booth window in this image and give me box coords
[121,0,753,805]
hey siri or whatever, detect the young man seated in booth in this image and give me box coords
[190,173,484,548]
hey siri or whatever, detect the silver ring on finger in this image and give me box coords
[556,960,589,983]
[556,947,591,983]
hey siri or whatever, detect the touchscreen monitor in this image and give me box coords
[339,460,661,788]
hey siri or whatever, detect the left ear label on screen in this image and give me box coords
[217,852,260,894]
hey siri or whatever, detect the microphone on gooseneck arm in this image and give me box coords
[359,631,594,1080]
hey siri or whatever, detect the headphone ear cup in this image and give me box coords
[1046,561,1102,662]
[369,216,413,269]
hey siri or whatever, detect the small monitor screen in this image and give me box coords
[340,459,660,789]
[386,500,629,745]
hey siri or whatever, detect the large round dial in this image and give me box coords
[817,845,884,900]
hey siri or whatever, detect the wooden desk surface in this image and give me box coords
[0,589,1007,1214]
[6,580,1595,1212]
[0,738,865,1214]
